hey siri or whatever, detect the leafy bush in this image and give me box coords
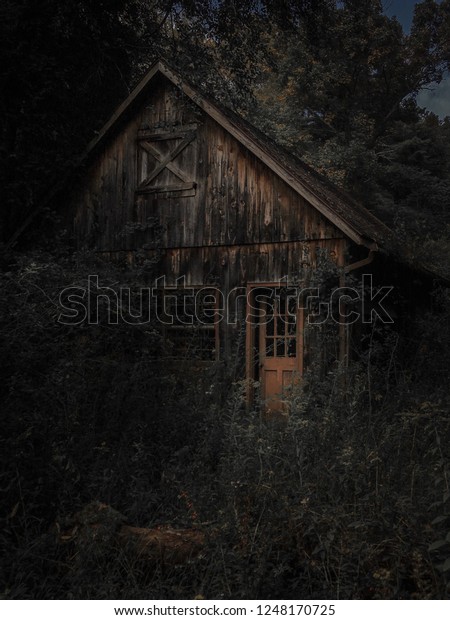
[0,248,449,599]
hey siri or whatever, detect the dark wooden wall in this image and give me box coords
[70,75,348,288]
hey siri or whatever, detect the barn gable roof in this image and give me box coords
[83,59,394,252]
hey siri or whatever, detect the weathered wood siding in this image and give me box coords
[70,75,348,285]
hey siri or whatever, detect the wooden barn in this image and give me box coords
[64,59,396,411]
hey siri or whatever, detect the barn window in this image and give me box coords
[157,287,219,361]
[136,124,197,197]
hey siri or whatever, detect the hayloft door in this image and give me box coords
[256,286,303,414]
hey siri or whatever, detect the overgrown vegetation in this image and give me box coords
[1,0,450,601]
[0,248,449,599]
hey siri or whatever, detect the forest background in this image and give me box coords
[1,0,450,600]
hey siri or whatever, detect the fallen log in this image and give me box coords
[118,525,205,564]
[57,501,205,566]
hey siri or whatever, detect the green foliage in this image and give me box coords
[249,1,450,270]
[3,0,450,263]
[204,322,449,599]
[0,247,219,596]
[0,1,267,245]
[1,0,450,601]
[0,0,157,240]
[1,249,449,599]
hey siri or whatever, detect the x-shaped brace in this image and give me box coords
[138,131,196,192]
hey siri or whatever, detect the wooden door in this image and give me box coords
[257,287,302,414]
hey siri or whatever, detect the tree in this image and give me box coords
[248,0,450,271]
[0,0,269,245]
[0,0,163,241]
